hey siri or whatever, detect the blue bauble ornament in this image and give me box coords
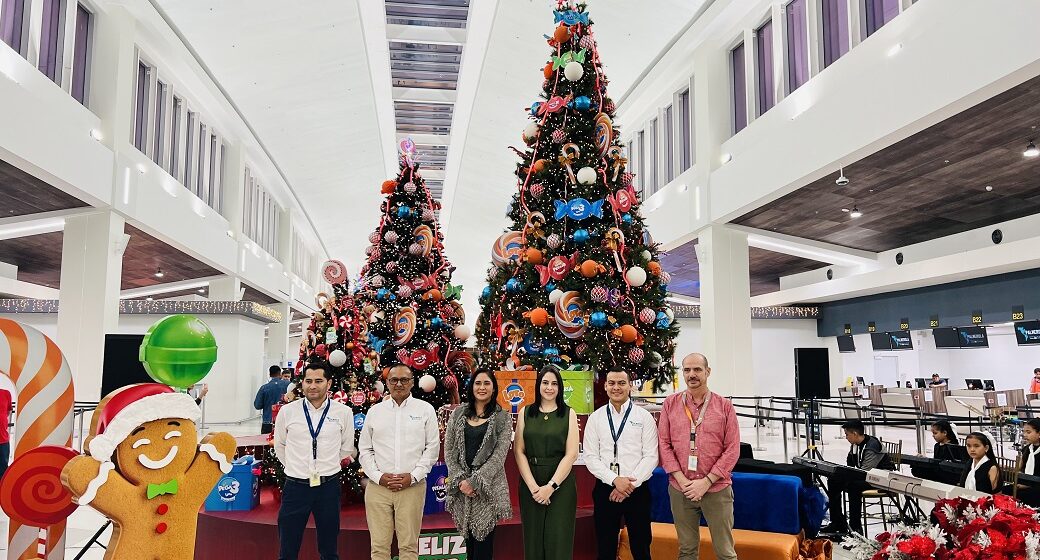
[571,96,591,111]
[506,278,523,293]
[590,311,609,328]
[530,102,542,116]
[377,288,389,300]
[431,317,444,329]
[622,213,633,224]
[573,229,590,244]
[655,311,670,329]
[545,282,556,292]
[480,286,492,302]
[543,347,560,362]
[397,205,412,218]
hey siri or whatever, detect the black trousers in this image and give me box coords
[593,482,652,560]
[466,528,495,560]
[261,422,274,435]
[827,479,871,531]
[278,476,341,560]
[0,442,8,482]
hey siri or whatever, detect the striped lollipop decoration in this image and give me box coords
[393,307,417,346]
[491,231,524,268]
[0,318,75,560]
[413,225,435,257]
[322,260,348,285]
[554,291,587,339]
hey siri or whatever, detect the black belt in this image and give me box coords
[285,474,340,485]
[529,456,563,465]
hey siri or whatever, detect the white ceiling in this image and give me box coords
[155,0,706,320]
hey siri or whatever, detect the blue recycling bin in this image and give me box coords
[424,462,449,514]
[205,455,261,511]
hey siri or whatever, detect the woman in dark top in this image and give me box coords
[931,420,959,456]
[445,370,513,559]
[961,431,1000,494]
[1017,419,1040,506]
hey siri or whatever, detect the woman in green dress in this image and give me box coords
[514,366,580,560]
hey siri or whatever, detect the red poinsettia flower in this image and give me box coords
[895,535,937,558]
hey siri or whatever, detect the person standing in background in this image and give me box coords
[256,365,291,434]
[1030,368,1040,394]
[0,387,11,481]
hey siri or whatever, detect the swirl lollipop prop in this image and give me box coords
[554,291,587,339]
[393,307,417,346]
[1,446,78,560]
[0,318,75,560]
[322,260,348,285]
[413,225,435,257]
[491,231,524,268]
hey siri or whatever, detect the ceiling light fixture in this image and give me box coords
[886,43,902,57]
[850,206,863,218]
[720,153,732,164]
[1025,140,1039,158]
[154,268,164,278]
[89,128,103,141]
[835,167,849,186]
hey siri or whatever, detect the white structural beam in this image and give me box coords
[385,23,466,45]
[392,88,458,104]
[119,275,225,299]
[0,208,97,240]
[0,277,60,299]
[728,224,879,267]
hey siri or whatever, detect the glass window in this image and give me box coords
[647,118,658,194]
[208,134,218,209]
[38,0,65,83]
[133,62,150,151]
[731,42,747,133]
[820,0,850,68]
[170,96,183,177]
[196,123,207,199]
[636,130,645,198]
[663,105,674,184]
[864,0,899,37]
[755,20,774,116]
[678,88,692,171]
[0,0,26,54]
[184,111,197,188]
[152,82,167,166]
[786,0,809,93]
[216,142,226,213]
[71,4,91,104]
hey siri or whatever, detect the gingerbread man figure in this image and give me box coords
[61,383,237,560]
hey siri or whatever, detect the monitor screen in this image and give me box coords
[932,327,960,349]
[915,378,926,388]
[983,379,995,391]
[1016,320,1040,345]
[958,326,989,348]
[870,332,892,351]
[837,335,856,353]
[965,378,983,390]
[889,331,913,350]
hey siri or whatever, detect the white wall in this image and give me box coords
[832,326,1040,393]
[672,318,825,398]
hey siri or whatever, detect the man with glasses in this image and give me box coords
[359,365,440,560]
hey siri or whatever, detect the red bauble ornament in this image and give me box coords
[590,286,608,302]
[639,308,656,324]
[628,347,645,363]
[529,183,545,199]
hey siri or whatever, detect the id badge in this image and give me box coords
[610,463,620,476]
[309,472,321,487]
[688,454,698,471]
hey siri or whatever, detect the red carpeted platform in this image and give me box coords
[196,488,596,560]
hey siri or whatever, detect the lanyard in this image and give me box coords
[303,398,331,462]
[683,392,711,448]
[607,401,634,462]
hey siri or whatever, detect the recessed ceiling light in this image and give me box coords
[720,153,732,164]
[89,128,103,141]
[136,163,147,174]
[835,167,849,186]
[154,268,164,278]
[197,287,206,293]
[146,297,154,301]
[886,43,903,57]
[1024,140,1039,158]
[850,206,863,218]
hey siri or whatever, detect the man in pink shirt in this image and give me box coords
[658,353,739,560]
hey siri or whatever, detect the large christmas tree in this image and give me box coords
[356,143,472,410]
[474,1,678,387]
[263,260,381,498]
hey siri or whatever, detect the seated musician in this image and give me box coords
[962,431,1000,493]
[930,420,959,455]
[1017,419,1040,506]
[820,420,894,536]
[910,420,963,484]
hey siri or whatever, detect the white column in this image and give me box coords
[85,6,137,151]
[694,225,753,397]
[209,275,242,301]
[220,143,245,236]
[264,302,291,369]
[57,211,127,401]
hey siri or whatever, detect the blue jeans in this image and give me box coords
[278,475,341,560]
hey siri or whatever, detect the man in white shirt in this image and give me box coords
[359,365,440,560]
[274,361,356,560]
[583,369,660,560]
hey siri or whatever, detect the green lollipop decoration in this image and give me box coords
[139,314,218,388]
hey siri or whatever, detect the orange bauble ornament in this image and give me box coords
[529,307,549,327]
[381,180,396,194]
[553,25,571,43]
[647,261,662,276]
[618,324,638,343]
[526,248,544,265]
[532,159,548,173]
[346,342,355,350]
[580,259,602,278]
[543,62,554,80]
[423,289,443,301]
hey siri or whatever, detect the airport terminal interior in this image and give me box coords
[1,0,1040,558]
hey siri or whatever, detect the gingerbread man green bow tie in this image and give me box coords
[147,478,179,499]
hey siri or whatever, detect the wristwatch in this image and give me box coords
[550,480,559,490]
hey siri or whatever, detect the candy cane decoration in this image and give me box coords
[0,319,76,560]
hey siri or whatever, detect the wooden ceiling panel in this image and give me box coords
[0,159,89,218]
[732,74,1040,252]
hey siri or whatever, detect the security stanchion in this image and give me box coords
[753,398,766,451]
[781,417,789,462]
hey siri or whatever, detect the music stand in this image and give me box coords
[799,398,826,461]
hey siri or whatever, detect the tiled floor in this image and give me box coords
[0,416,1009,558]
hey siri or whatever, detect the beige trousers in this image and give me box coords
[365,481,427,560]
[668,484,737,560]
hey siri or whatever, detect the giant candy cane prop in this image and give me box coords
[0,319,75,560]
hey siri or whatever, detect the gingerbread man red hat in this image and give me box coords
[87,383,201,462]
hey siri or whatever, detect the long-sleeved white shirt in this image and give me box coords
[274,397,356,479]
[358,395,439,485]
[583,399,659,487]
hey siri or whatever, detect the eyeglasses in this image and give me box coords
[387,377,413,386]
